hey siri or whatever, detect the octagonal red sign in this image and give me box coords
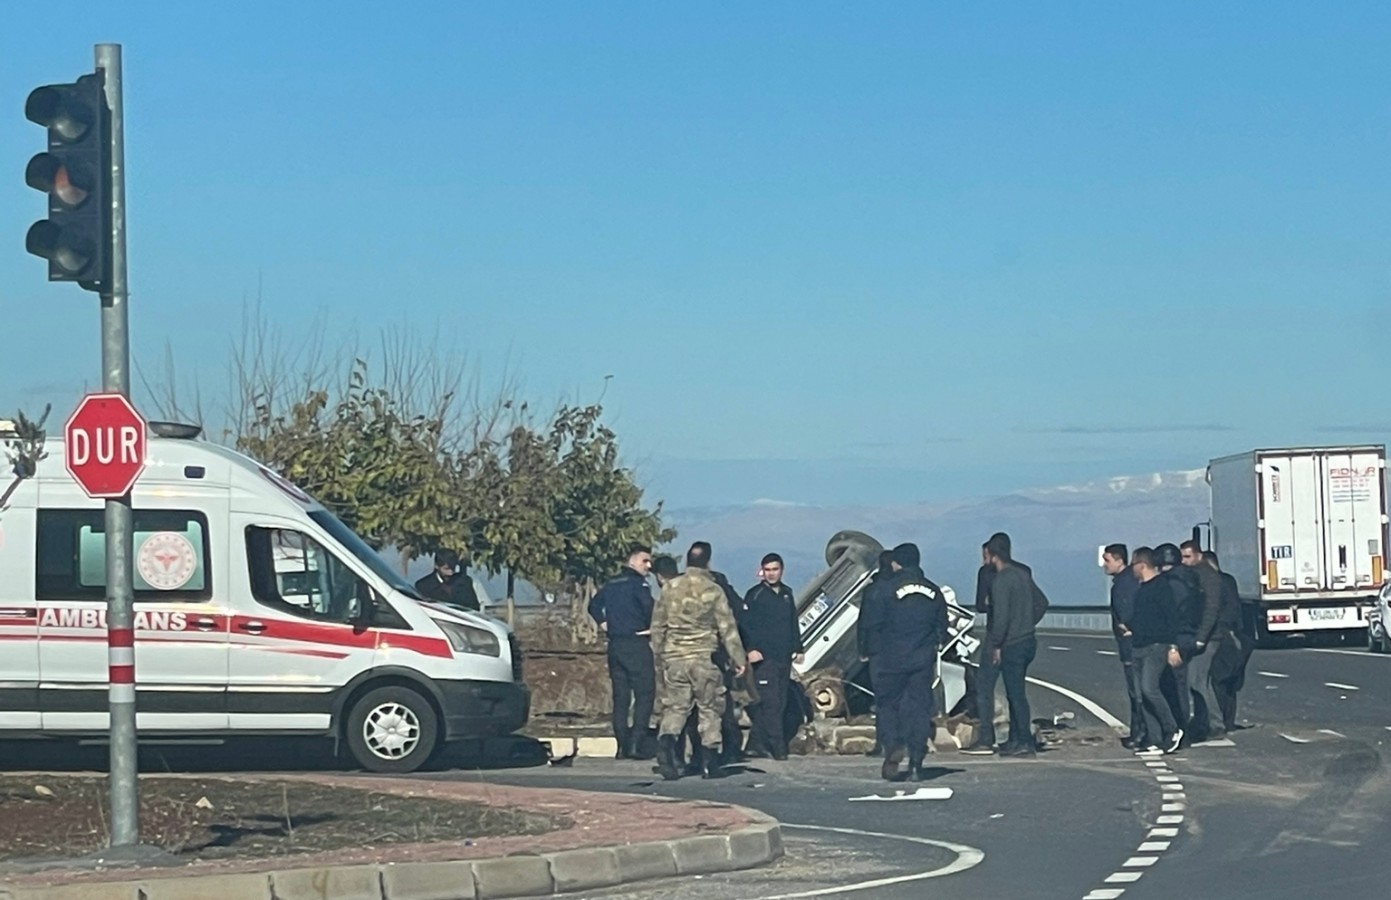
[64,393,148,499]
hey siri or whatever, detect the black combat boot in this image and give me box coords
[907,753,927,782]
[881,744,906,782]
[702,751,726,780]
[683,738,704,777]
[656,736,682,781]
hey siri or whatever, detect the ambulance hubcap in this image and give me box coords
[364,703,421,759]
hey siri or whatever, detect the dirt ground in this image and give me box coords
[0,774,563,863]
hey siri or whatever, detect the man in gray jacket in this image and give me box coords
[1181,539,1226,742]
[983,534,1041,757]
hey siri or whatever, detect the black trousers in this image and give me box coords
[999,637,1037,748]
[1116,636,1147,742]
[748,660,791,754]
[875,665,935,761]
[607,636,655,751]
[975,651,1000,746]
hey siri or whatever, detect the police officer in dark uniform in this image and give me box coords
[588,545,656,760]
[859,542,948,782]
[740,552,804,760]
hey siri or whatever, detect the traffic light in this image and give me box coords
[24,71,110,291]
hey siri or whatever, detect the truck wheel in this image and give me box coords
[346,686,439,774]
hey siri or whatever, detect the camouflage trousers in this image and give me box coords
[657,656,727,750]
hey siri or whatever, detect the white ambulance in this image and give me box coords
[0,421,529,773]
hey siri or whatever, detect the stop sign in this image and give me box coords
[64,393,148,498]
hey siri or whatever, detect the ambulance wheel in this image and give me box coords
[346,686,439,774]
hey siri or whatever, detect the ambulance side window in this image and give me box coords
[36,509,211,602]
[245,526,365,623]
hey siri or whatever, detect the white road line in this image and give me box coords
[1258,671,1289,678]
[1025,675,1126,731]
[1106,871,1144,883]
[1161,803,1186,813]
[1123,856,1159,867]
[1048,646,1072,651]
[1156,774,1180,782]
[1157,815,1184,824]
[1144,761,1167,768]
[766,824,984,899]
[1325,682,1359,691]
[1085,890,1127,899]
[1097,649,1118,656]
[1163,793,1185,801]
[1149,828,1179,838]
[1137,841,1171,852]
[1279,733,1311,744]
[1318,729,1347,738]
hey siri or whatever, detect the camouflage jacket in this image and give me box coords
[650,567,747,668]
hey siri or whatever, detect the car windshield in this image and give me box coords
[308,509,422,599]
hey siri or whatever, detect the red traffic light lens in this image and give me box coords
[25,86,92,142]
[25,154,90,207]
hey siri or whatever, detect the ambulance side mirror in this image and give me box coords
[349,580,380,629]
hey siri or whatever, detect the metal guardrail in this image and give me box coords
[1037,605,1113,634]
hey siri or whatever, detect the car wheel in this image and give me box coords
[346,685,439,774]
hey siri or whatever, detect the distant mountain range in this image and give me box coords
[663,470,1211,607]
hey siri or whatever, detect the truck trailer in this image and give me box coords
[1205,445,1388,645]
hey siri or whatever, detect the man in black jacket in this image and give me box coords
[741,553,804,760]
[983,534,1041,757]
[1127,547,1184,754]
[1155,543,1195,732]
[858,549,895,758]
[859,542,948,782]
[588,545,656,759]
[1181,540,1227,741]
[414,550,481,611]
[1204,550,1250,733]
[1104,543,1146,748]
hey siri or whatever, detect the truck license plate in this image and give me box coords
[1306,607,1347,622]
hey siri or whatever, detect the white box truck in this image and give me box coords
[1206,445,1388,645]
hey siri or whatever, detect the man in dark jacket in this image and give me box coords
[858,549,895,758]
[1181,540,1226,741]
[983,533,1041,757]
[1103,543,1146,748]
[588,545,656,759]
[1155,543,1195,732]
[1127,547,1184,754]
[741,553,803,760]
[859,542,948,782]
[964,533,1042,754]
[1204,550,1250,733]
[414,550,481,611]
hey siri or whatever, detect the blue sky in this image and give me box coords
[2,3,1388,509]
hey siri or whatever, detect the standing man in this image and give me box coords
[859,543,948,782]
[1204,550,1250,733]
[587,545,656,761]
[651,548,748,780]
[686,541,747,760]
[1104,544,1146,749]
[1154,543,1195,732]
[1129,547,1185,754]
[414,550,481,611]
[964,540,1001,754]
[1181,539,1226,741]
[858,549,896,758]
[983,534,1042,757]
[741,553,804,761]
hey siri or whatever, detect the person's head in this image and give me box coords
[1155,543,1181,572]
[652,554,679,585]
[877,549,895,577]
[1202,549,1221,571]
[889,542,920,572]
[626,544,653,576]
[1179,539,1203,568]
[760,552,784,585]
[433,549,461,578]
[1132,546,1158,582]
[686,541,713,570]
[990,532,1012,557]
[980,542,991,566]
[1102,543,1129,576]
[984,533,1012,570]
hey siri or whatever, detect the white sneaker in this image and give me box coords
[1166,729,1184,754]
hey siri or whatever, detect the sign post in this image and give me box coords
[96,42,138,849]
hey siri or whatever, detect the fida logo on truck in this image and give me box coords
[37,608,189,631]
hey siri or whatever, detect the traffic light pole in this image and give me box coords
[95,42,139,848]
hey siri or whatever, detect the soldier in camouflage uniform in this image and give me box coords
[650,552,747,780]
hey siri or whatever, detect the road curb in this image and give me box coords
[0,815,783,900]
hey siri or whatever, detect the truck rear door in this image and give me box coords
[1319,449,1386,592]
[1260,452,1325,593]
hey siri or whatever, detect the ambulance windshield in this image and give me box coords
[308,510,421,599]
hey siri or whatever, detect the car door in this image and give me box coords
[36,507,229,731]
[227,516,385,732]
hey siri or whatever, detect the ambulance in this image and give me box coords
[0,420,529,773]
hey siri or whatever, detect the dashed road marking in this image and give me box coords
[1105,872,1143,883]
[1085,890,1127,899]
[1123,856,1159,867]
[1149,828,1179,838]
[1325,682,1359,691]
[1161,803,1186,813]
[1097,649,1118,656]
[1137,841,1171,852]
[1048,645,1072,651]
[1258,671,1289,678]
[1157,814,1185,824]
